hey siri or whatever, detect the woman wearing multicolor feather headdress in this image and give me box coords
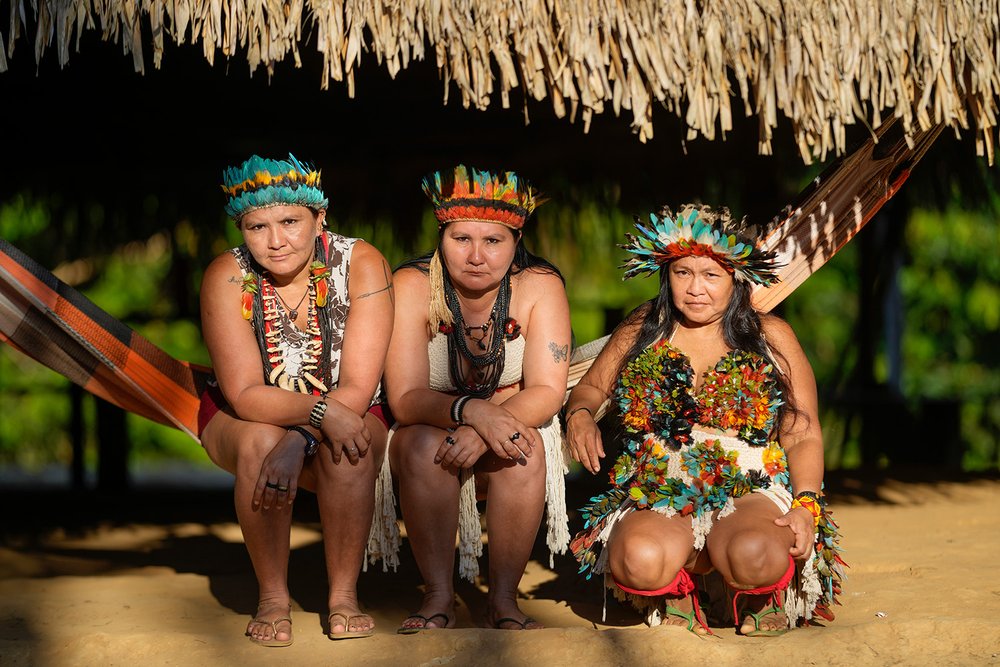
[200,154,395,644]
[564,204,844,636]
[382,165,572,632]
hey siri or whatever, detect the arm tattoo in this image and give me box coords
[356,262,395,307]
[549,342,569,363]
[356,283,392,300]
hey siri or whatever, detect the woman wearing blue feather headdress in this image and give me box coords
[564,204,845,636]
[199,154,395,644]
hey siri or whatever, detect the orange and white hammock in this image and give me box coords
[1,120,943,441]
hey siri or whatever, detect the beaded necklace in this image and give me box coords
[442,272,512,399]
[243,236,334,395]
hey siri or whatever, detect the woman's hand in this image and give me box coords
[319,399,372,465]
[566,407,605,474]
[774,506,816,560]
[433,425,488,469]
[461,399,536,461]
[252,430,305,511]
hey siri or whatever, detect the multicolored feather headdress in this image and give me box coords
[422,165,541,331]
[620,205,782,286]
[221,154,329,221]
[422,165,539,230]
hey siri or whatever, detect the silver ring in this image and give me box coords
[445,436,456,446]
[265,482,280,490]
[510,432,521,442]
[349,447,358,453]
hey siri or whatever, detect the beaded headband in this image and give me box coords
[421,164,539,230]
[620,205,782,286]
[221,154,329,221]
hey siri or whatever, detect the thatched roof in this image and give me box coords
[3,0,999,163]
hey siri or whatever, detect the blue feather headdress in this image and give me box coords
[621,205,782,286]
[221,154,328,221]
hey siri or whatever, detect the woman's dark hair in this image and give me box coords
[395,225,564,283]
[616,263,799,428]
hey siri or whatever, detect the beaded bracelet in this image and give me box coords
[450,395,472,425]
[790,492,823,528]
[309,400,328,429]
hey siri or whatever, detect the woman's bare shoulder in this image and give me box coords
[202,251,241,287]
[349,239,387,266]
[514,267,565,297]
[760,313,799,345]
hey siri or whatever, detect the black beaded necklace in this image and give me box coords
[444,272,511,399]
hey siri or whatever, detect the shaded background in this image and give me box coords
[1,28,998,491]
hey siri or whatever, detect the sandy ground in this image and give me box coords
[1,470,998,667]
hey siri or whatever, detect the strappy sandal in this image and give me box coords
[732,555,795,637]
[492,616,542,630]
[328,611,375,640]
[614,568,712,636]
[396,612,454,634]
[246,606,293,647]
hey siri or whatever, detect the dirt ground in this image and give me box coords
[1,469,998,666]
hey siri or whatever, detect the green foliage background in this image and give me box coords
[1,185,997,475]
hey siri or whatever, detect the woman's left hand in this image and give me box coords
[461,399,536,461]
[434,425,488,469]
[252,431,305,511]
[774,506,816,560]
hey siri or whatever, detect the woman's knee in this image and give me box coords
[226,423,287,479]
[389,425,445,476]
[721,531,790,587]
[609,531,677,589]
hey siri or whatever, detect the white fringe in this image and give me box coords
[541,417,570,566]
[365,437,401,572]
[457,466,483,582]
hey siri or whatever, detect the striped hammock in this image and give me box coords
[1,120,943,442]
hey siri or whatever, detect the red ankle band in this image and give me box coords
[612,567,695,597]
[731,555,796,628]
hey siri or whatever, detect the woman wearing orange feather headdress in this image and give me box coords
[383,165,571,632]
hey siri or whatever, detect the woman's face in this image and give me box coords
[239,205,324,280]
[440,221,518,294]
[668,256,735,326]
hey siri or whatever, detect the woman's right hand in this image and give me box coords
[566,407,605,474]
[319,399,372,465]
[252,430,306,510]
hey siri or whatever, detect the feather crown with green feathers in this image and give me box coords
[421,164,540,230]
[221,154,328,221]
[620,204,782,285]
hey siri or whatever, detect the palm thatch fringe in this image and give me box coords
[3,0,998,163]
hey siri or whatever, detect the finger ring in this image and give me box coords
[510,432,521,441]
[350,447,358,453]
[277,485,289,493]
[445,436,456,446]
[265,482,280,490]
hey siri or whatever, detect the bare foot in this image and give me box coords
[246,602,293,646]
[398,593,455,633]
[328,609,375,639]
[661,594,709,636]
[488,602,543,630]
[739,595,788,635]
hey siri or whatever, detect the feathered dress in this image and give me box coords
[570,339,845,628]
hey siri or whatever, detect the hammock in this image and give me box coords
[0,119,943,442]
